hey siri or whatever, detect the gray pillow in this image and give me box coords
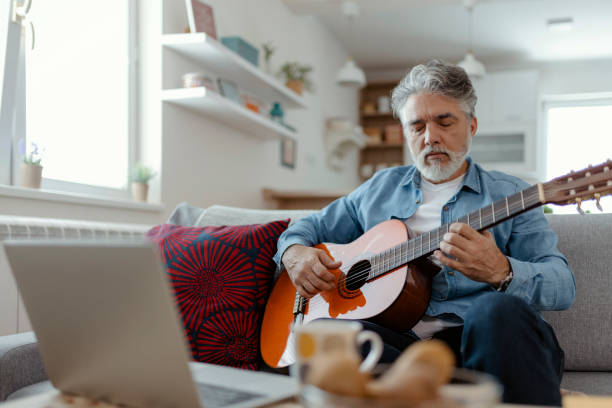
[166,202,206,226]
[167,203,315,227]
[194,205,314,227]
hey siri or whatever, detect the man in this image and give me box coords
[273,59,575,406]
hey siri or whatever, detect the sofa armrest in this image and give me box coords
[0,332,47,401]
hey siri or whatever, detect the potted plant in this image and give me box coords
[130,163,156,202]
[278,62,314,95]
[18,139,43,189]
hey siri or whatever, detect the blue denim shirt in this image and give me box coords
[274,158,576,319]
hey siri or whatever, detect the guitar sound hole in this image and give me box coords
[345,260,370,291]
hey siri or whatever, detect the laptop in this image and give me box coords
[3,240,298,408]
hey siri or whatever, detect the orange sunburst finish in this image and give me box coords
[260,219,435,368]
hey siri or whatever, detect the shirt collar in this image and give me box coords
[401,156,481,194]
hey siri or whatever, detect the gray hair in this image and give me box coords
[391,59,477,124]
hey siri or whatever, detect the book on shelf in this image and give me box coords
[384,124,403,144]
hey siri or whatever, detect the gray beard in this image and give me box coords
[409,140,471,183]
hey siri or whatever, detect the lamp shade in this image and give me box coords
[457,51,486,79]
[336,59,366,88]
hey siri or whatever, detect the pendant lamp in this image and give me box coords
[457,0,486,78]
[337,59,366,88]
[336,1,366,88]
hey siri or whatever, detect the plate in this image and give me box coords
[300,368,502,408]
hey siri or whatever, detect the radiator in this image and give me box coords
[0,215,151,241]
[0,216,153,335]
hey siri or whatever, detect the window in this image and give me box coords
[544,95,612,214]
[3,0,136,198]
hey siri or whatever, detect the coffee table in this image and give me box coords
[3,390,593,408]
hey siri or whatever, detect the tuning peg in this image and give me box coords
[594,193,603,212]
[575,198,585,215]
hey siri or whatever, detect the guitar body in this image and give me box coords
[260,219,435,368]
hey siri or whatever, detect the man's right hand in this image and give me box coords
[281,244,342,298]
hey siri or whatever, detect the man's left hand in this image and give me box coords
[434,222,510,286]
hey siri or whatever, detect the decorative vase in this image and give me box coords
[19,163,43,189]
[270,102,284,123]
[264,59,273,75]
[131,182,149,202]
[285,80,303,95]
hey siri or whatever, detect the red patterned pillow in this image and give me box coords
[146,220,289,370]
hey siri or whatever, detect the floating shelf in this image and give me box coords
[361,112,395,119]
[262,188,351,210]
[162,33,307,109]
[363,143,404,150]
[162,87,296,140]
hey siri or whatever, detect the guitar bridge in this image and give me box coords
[292,292,306,325]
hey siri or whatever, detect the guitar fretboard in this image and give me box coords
[367,184,542,280]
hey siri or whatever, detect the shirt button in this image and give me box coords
[448,271,454,276]
[443,206,449,211]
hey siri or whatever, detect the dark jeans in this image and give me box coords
[357,293,565,406]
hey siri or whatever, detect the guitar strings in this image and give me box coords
[303,199,533,313]
[313,198,527,293]
[304,197,532,312]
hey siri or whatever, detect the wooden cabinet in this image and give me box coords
[358,82,405,180]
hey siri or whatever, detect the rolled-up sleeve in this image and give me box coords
[273,182,369,268]
[504,206,576,311]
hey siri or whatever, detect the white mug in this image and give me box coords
[292,320,383,381]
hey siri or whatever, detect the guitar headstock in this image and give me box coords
[542,159,612,213]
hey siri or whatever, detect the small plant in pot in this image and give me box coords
[278,62,314,95]
[131,163,156,202]
[18,138,43,189]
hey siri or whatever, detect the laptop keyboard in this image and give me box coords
[196,382,264,408]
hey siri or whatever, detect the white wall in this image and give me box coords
[367,58,612,98]
[158,0,361,217]
[539,58,612,94]
[0,0,361,223]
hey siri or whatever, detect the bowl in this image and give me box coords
[300,368,502,408]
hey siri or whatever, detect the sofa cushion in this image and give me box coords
[167,202,207,226]
[146,220,289,370]
[195,205,314,227]
[542,214,612,371]
[0,332,47,401]
[167,203,315,228]
[561,371,612,396]
[6,380,53,401]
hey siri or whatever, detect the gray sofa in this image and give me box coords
[0,205,610,401]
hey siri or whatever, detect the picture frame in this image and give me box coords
[280,137,296,169]
[217,78,243,106]
[185,0,217,39]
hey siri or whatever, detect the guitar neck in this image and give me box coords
[367,184,544,280]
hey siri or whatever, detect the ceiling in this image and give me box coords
[283,0,612,70]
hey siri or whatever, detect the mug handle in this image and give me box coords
[356,330,383,373]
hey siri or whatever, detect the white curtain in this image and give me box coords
[0,0,28,185]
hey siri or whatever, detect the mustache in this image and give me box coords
[420,146,450,158]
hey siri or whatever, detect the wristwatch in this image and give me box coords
[496,268,513,292]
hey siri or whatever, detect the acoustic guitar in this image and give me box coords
[260,161,612,368]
